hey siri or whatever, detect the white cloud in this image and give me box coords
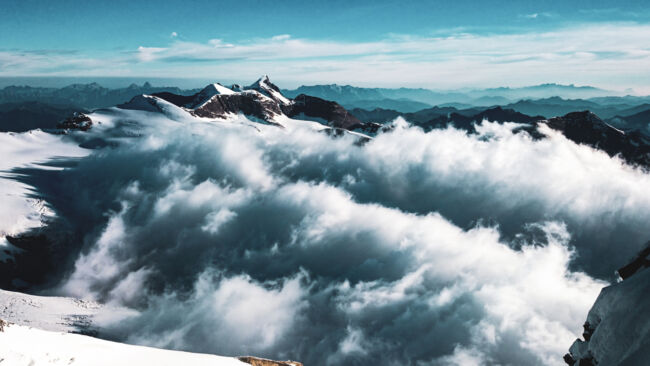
[271,34,291,41]
[522,12,552,19]
[46,109,650,365]
[171,31,178,38]
[136,46,167,62]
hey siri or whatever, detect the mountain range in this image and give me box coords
[282,83,628,111]
[2,80,649,138]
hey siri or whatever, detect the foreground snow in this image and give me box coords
[0,320,248,366]
[566,245,650,365]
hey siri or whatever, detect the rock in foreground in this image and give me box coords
[564,242,650,365]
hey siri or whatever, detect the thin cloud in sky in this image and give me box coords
[2,23,650,92]
[520,12,554,19]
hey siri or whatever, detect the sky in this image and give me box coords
[1,0,650,91]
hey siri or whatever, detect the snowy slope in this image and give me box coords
[0,320,249,366]
[189,83,236,108]
[118,94,194,121]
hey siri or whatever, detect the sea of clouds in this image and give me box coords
[20,109,650,366]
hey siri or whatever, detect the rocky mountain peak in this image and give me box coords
[123,76,376,133]
[246,75,291,105]
[186,83,235,108]
[540,110,650,168]
[57,112,93,131]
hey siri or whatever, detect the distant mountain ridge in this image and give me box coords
[0,82,200,109]
[282,83,622,109]
[2,78,649,169]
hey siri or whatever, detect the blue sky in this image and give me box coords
[1,0,650,91]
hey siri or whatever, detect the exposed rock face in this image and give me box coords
[564,241,650,366]
[542,111,650,168]
[192,92,284,123]
[57,112,93,131]
[246,75,292,105]
[617,244,650,280]
[238,356,302,366]
[0,319,6,332]
[282,94,363,129]
[146,76,370,131]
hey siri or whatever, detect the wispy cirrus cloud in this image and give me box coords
[521,12,553,19]
[2,23,650,92]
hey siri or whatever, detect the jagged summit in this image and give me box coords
[246,75,292,105]
[541,110,650,168]
[118,76,375,132]
[250,74,272,88]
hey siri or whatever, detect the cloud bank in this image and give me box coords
[2,23,650,92]
[20,109,647,366]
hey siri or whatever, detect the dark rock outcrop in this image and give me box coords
[283,94,363,129]
[238,356,302,366]
[193,92,284,123]
[617,242,650,280]
[564,241,650,365]
[542,111,650,168]
[57,112,93,131]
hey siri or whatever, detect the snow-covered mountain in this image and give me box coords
[120,75,377,132]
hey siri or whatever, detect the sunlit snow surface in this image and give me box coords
[1,106,650,366]
[0,320,247,366]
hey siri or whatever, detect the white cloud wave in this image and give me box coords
[35,110,649,365]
